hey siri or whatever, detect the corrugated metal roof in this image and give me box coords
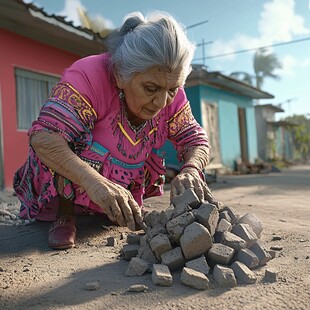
[255,104,284,112]
[0,0,108,56]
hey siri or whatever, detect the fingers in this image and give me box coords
[108,200,126,227]
[129,200,144,231]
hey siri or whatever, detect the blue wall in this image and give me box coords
[161,84,259,170]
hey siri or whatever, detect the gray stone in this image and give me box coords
[126,233,142,244]
[144,210,161,228]
[222,231,247,251]
[161,247,185,271]
[213,264,237,287]
[127,284,148,292]
[122,244,140,261]
[137,244,158,264]
[149,233,172,260]
[85,281,100,291]
[166,211,195,243]
[237,213,263,238]
[237,248,259,269]
[264,268,277,282]
[180,267,209,290]
[221,206,239,224]
[207,243,235,266]
[231,261,257,284]
[250,241,272,266]
[171,188,201,210]
[180,222,213,260]
[232,223,258,247]
[152,264,173,286]
[193,203,219,236]
[219,210,232,223]
[185,255,210,275]
[125,257,149,277]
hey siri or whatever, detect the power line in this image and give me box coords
[193,36,310,61]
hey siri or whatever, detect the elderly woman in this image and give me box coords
[14,11,217,250]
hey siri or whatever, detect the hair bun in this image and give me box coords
[120,16,143,35]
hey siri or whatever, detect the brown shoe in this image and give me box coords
[48,216,76,250]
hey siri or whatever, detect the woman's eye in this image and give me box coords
[144,86,157,93]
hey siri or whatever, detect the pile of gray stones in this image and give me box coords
[121,188,277,290]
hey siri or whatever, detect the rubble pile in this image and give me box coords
[121,188,274,290]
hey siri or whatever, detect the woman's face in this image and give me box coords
[115,66,184,123]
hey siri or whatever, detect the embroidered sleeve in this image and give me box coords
[29,82,97,143]
[168,101,209,162]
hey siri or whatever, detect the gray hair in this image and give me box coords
[104,11,196,83]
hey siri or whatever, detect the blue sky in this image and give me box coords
[27,0,310,119]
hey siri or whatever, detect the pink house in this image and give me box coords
[0,0,104,189]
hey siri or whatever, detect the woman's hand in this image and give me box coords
[170,167,221,208]
[85,177,143,231]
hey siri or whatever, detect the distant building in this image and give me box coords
[0,0,105,189]
[161,65,274,172]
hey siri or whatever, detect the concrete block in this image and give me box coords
[166,211,195,243]
[180,267,209,290]
[213,264,237,287]
[159,209,174,226]
[121,244,140,261]
[137,244,158,264]
[237,213,263,238]
[125,257,149,277]
[230,261,257,284]
[146,226,167,239]
[173,204,192,218]
[207,243,235,266]
[219,210,232,223]
[264,268,277,282]
[232,223,258,247]
[149,233,172,260]
[216,218,232,233]
[152,264,173,286]
[237,248,259,269]
[126,233,142,244]
[193,203,219,236]
[180,222,213,260]
[185,255,210,275]
[221,206,239,224]
[144,210,161,228]
[171,188,201,210]
[222,231,247,251]
[161,247,185,271]
[250,241,272,266]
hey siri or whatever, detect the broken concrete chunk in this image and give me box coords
[166,211,195,243]
[237,248,259,269]
[144,210,161,228]
[213,264,237,287]
[149,233,172,261]
[264,268,277,282]
[171,188,201,209]
[126,233,142,244]
[161,247,185,271]
[180,222,213,260]
[121,244,140,261]
[193,203,219,236]
[85,281,100,291]
[180,267,209,290]
[207,243,235,266]
[250,241,272,266]
[219,210,232,223]
[237,213,263,238]
[152,264,173,286]
[231,261,257,284]
[106,236,116,246]
[137,244,158,264]
[185,255,210,275]
[222,231,247,251]
[221,206,239,224]
[127,284,148,292]
[125,257,149,277]
[232,223,258,247]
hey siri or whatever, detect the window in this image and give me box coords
[15,68,59,130]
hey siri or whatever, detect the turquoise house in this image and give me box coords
[161,65,274,172]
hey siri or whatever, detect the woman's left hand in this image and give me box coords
[170,167,220,207]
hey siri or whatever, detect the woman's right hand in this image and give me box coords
[85,177,143,231]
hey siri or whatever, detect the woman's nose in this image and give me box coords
[153,92,169,109]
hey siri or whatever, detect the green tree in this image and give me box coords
[230,48,282,89]
[253,48,282,89]
[285,115,310,161]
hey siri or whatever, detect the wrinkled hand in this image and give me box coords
[170,167,222,208]
[85,177,143,231]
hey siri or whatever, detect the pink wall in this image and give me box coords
[0,29,81,189]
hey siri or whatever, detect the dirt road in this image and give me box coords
[1,165,310,309]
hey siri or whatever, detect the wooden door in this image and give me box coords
[201,100,221,164]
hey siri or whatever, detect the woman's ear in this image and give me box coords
[114,72,124,89]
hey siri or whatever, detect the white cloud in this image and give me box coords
[276,54,297,77]
[259,0,310,43]
[58,0,114,29]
